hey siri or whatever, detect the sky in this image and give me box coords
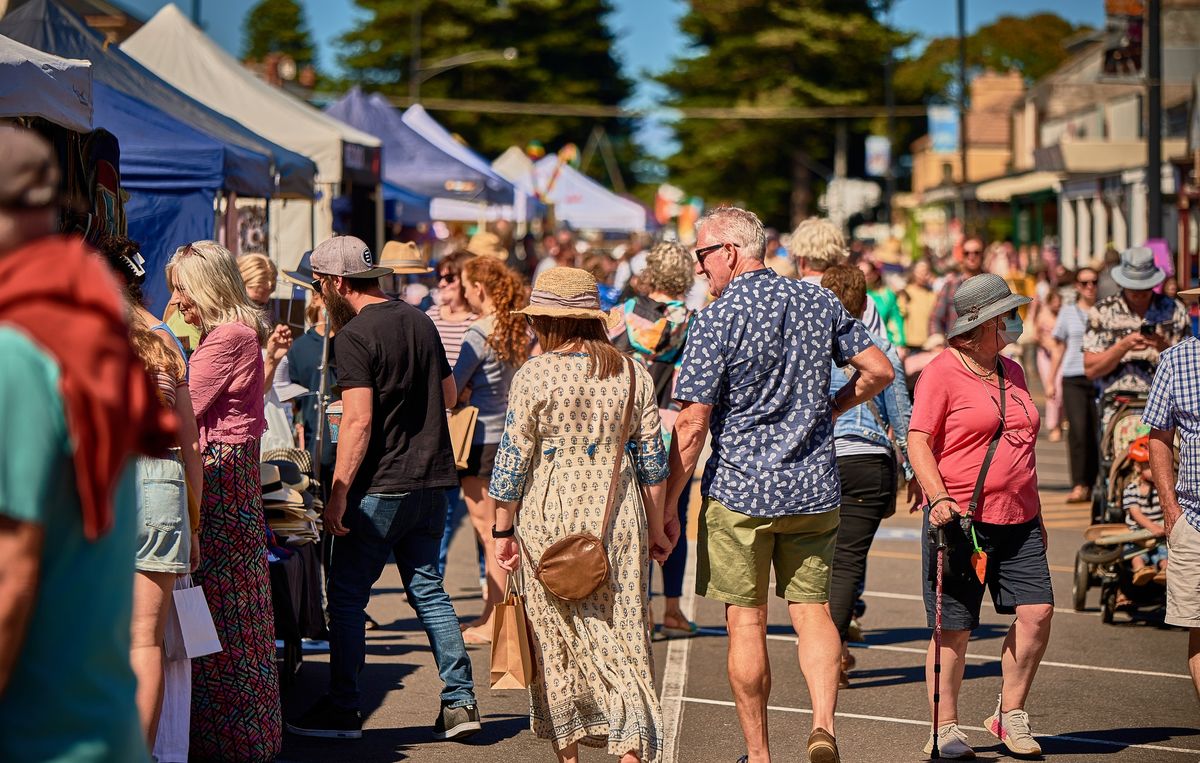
[121,0,1107,156]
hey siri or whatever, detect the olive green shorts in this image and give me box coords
[696,497,840,607]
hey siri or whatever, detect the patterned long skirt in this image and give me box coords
[190,441,281,762]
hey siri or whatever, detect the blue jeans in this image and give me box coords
[327,489,475,711]
[437,487,486,579]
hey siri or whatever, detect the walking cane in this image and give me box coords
[931,524,947,760]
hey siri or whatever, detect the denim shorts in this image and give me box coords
[922,514,1053,631]
[135,454,190,574]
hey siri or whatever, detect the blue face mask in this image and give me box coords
[1000,314,1023,345]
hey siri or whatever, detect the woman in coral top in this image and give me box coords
[908,274,1052,761]
[169,241,280,763]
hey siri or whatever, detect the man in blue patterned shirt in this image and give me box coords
[1144,321,1200,702]
[663,207,894,763]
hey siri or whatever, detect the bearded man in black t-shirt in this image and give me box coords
[287,236,481,742]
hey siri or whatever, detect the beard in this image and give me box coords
[323,286,359,332]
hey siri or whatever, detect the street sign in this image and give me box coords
[928,106,959,154]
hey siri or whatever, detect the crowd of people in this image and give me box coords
[2,123,1199,763]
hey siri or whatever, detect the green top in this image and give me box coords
[869,286,906,348]
[0,326,148,763]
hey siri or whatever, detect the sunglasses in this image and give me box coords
[1076,278,1098,287]
[963,248,983,256]
[694,242,736,266]
[311,277,324,293]
[438,272,457,283]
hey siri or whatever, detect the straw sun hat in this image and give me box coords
[379,240,433,275]
[947,273,1031,339]
[516,267,623,330]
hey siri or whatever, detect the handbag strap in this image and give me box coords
[966,361,1006,519]
[599,358,639,543]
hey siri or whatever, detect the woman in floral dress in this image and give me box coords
[491,268,673,763]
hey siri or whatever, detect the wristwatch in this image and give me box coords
[491,524,515,538]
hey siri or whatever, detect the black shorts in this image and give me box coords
[458,443,498,480]
[922,513,1054,631]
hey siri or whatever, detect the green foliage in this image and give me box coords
[894,13,1084,104]
[657,1,903,228]
[338,0,635,184]
[242,0,317,70]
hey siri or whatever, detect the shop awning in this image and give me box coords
[0,33,92,132]
[975,171,1064,202]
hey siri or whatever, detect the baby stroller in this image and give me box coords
[1073,433,1167,623]
[1092,391,1148,524]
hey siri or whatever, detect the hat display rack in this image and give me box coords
[260,458,322,545]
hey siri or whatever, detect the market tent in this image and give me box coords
[92,81,223,313]
[326,88,514,207]
[122,5,382,272]
[0,32,91,132]
[383,182,432,226]
[492,148,647,232]
[401,104,539,221]
[0,0,315,199]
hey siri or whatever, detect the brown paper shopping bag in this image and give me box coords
[489,575,533,690]
[447,406,479,470]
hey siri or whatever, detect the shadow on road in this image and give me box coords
[1038,726,1200,756]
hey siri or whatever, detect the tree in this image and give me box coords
[338,0,636,184]
[895,13,1085,105]
[243,0,317,71]
[656,1,902,228]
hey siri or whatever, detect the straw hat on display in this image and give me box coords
[467,231,508,261]
[946,273,1031,339]
[378,240,433,275]
[260,463,311,509]
[516,267,623,330]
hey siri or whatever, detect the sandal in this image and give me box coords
[653,619,699,640]
[1065,486,1091,504]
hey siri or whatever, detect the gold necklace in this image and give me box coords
[955,349,998,380]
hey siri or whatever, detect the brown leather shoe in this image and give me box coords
[808,728,839,763]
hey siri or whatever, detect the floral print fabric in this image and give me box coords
[488,353,667,760]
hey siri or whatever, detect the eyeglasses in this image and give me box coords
[1076,278,1098,287]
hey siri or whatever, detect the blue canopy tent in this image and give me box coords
[326,87,514,207]
[93,82,224,313]
[0,0,316,199]
[383,182,432,226]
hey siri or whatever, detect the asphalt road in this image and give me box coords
[277,434,1199,763]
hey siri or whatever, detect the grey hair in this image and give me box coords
[697,206,767,261]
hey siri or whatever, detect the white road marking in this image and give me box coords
[679,696,1200,756]
[659,540,697,763]
[860,588,1093,616]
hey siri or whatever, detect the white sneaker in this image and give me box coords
[922,722,975,759]
[984,694,1042,757]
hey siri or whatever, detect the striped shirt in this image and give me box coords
[426,306,477,369]
[1051,303,1088,378]
[1123,479,1163,530]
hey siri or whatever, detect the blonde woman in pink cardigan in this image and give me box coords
[169,241,280,763]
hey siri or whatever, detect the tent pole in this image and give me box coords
[375,183,384,253]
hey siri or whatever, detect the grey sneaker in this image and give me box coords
[984,694,1042,757]
[922,722,975,759]
[432,703,481,741]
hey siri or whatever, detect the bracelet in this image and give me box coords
[491,524,515,538]
[928,496,956,510]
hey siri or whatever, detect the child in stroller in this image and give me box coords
[1119,436,1168,603]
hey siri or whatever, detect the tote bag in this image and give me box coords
[167,577,222,659]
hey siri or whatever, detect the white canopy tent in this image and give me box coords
[122,4,382,281]
[492,146,646,232]
[0,33,92,132]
